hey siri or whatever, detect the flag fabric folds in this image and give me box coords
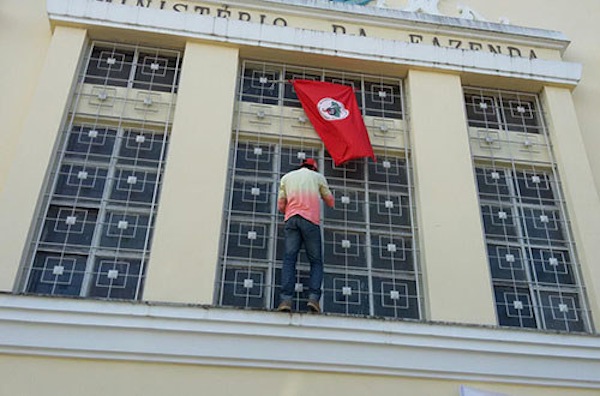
[292,79,375,166]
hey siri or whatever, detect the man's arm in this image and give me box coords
[323,193,335,208]
[319,176,335,208]
[277,197,287,213]
[277,177,287,213]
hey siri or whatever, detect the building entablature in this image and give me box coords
[47,0,582,87]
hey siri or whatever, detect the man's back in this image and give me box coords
[278,167,334,224]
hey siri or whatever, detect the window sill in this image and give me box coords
[1,293,599,389]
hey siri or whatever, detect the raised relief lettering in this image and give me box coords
[273,17,288,26]
[409,34,423,44]
[194,6,210,15]
[449,39,462,49]
[469,42,483,51]
[217,5,231,18]
[488,44,502,54]
[333,24,347,34]
[508,46,522,57]
[172,3,187,12]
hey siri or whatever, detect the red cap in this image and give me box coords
[302,158,318,171]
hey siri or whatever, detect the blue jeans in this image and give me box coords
[280,215,323,302]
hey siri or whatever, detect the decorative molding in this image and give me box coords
[46,0,582,86]
[1,294,600,388]
[257,0,568,49]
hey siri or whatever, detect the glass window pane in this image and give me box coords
[487,244,527,282]
[368,193,411,228]
[371,234,414,272]
[324,188,365,224]
[475,168,511,202]
[65,126,117,162]
[118,130,167,166]
[530,248,575,286]
[538,291,586,332]
[500,98,541,134]
[132,52,180,93]
[54,164,108,201]
[364,81,403,119]
[372,277,419,319]
[221,266,267,308]
[368,157,408,187]
[88,257,144,299]
[464,94,500,129]
[99,212,152,251]
[241,66,280,105]
[84,46,134,87]
[481,204,518,241]
[40,206,98,247]
[231,179,272,214]
[323,272,370,315]
[226,221,271,261]
[521,208,566,246]
[494,286,537,328]
[110,168,160,205]
[26,253,87,296]
[514,170,556,206]
[323,229,366,269]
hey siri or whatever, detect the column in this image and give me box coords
[143,42,239,304]
[542,86,600,326]
[406,69,496,325]
[0,26,87,291]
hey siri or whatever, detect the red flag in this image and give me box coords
[292,79,375,166]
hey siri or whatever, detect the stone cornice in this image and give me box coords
[47,0,582,86]
[245,0,570,52]
[1,294,599,389]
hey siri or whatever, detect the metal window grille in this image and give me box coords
[217,60,422,318]
[19,42,182,300]
[465,87,593,332]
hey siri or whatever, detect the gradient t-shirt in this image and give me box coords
[277,168,334,225]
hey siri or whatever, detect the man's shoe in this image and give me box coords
[277,300,292,312]
[307,299,321,313]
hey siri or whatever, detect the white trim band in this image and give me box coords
[1,294,599,389]
[46,0,582,86]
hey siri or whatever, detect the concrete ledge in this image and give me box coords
[1,294,599,388]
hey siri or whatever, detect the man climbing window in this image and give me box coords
[276,158,335,313]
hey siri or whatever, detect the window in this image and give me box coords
[465,87,592,332]
[217,61,420,319]
[19,42,182,300]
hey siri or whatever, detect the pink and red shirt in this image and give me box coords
[277,167,334,225]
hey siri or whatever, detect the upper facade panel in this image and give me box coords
[47,0,581,86]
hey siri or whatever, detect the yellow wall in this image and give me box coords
[0,1,52,192]
[1,355,599,396]
[1,0,599,322]
[143,42,239,304]
[0,25,87,290]
[406,70,496,325]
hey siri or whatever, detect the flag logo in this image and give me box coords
[317,98,350,121]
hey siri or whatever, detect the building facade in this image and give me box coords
[1,0,599,395]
